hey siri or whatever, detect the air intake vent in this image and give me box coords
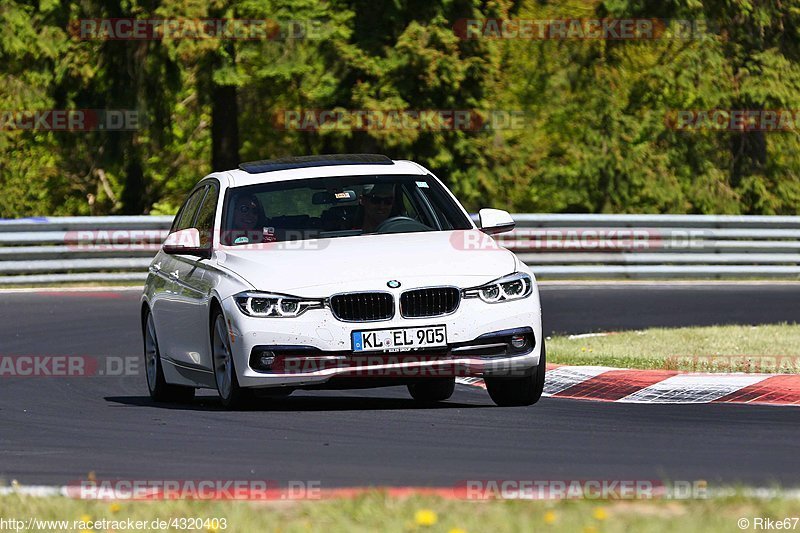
[400,287,460,318]
[330,292,394,322]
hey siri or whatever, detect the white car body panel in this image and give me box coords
[213,230,516,294]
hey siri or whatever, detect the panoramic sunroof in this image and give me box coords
[239,154,394,174]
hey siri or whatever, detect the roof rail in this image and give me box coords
[238,154,394,174]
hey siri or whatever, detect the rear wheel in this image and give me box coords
[212,309,252,409]
[408,378,455,403]
[485,338,546,407]
[143,309,195,403]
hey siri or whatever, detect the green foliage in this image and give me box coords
[1,0,800,216]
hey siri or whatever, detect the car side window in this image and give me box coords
[171,186,207,233]
[194,183,219,248]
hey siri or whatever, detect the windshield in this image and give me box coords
[221,174,472,245]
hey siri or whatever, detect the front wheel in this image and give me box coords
[211,309,252,409]
[485,339,546,407]
[408,378,455,403]
[143,309,195,403]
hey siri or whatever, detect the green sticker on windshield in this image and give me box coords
[234,236,249,244]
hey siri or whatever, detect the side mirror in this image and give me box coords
[478,208,515,235]
[163,228,211,258]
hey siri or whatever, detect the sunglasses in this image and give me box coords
[236,204,259,214]
[366,195,394,206]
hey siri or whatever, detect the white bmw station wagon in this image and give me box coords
[141,154,544,408]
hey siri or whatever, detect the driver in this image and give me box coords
[228,193,275,244]
[359,183,398,233]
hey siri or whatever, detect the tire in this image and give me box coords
[142,309,196,403]
[485,338,546,407]
[408,377,455,403]
[211,309,252,409]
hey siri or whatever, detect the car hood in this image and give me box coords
[214,230,517,295]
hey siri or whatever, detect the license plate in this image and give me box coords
[352,325,447,353]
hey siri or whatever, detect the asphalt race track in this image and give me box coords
[1,283,799,487]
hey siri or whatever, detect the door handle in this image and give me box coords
[149,262,161,274]
[170,270,180,280]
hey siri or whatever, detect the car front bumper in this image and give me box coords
[221,294,542,389]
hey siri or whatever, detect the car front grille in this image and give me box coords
[329,292,394,322]
[400,287,461,318]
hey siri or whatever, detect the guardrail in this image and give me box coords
[493,214,800,279]
[0,216,173,285]
[0,214,799,284]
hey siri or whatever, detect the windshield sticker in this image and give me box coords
[416,181,429,188]
[234,236,249,244]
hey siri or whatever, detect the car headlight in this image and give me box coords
[463,272,533,303]
[234,291,324,318]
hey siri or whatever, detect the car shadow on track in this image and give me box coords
[104,393,487,412]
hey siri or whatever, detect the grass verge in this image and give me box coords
[548,323,800,372]
[1,492,799,533]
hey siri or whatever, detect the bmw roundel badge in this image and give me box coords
[387,280,401,288]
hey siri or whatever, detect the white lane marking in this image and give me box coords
[543,366,615,395]
[567,332,610,339]
[458,366,614,396]
[619,373,773,404]
[0,485,65,497]
[455,377,485,388]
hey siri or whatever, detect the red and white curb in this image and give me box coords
[457,364,800,406]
